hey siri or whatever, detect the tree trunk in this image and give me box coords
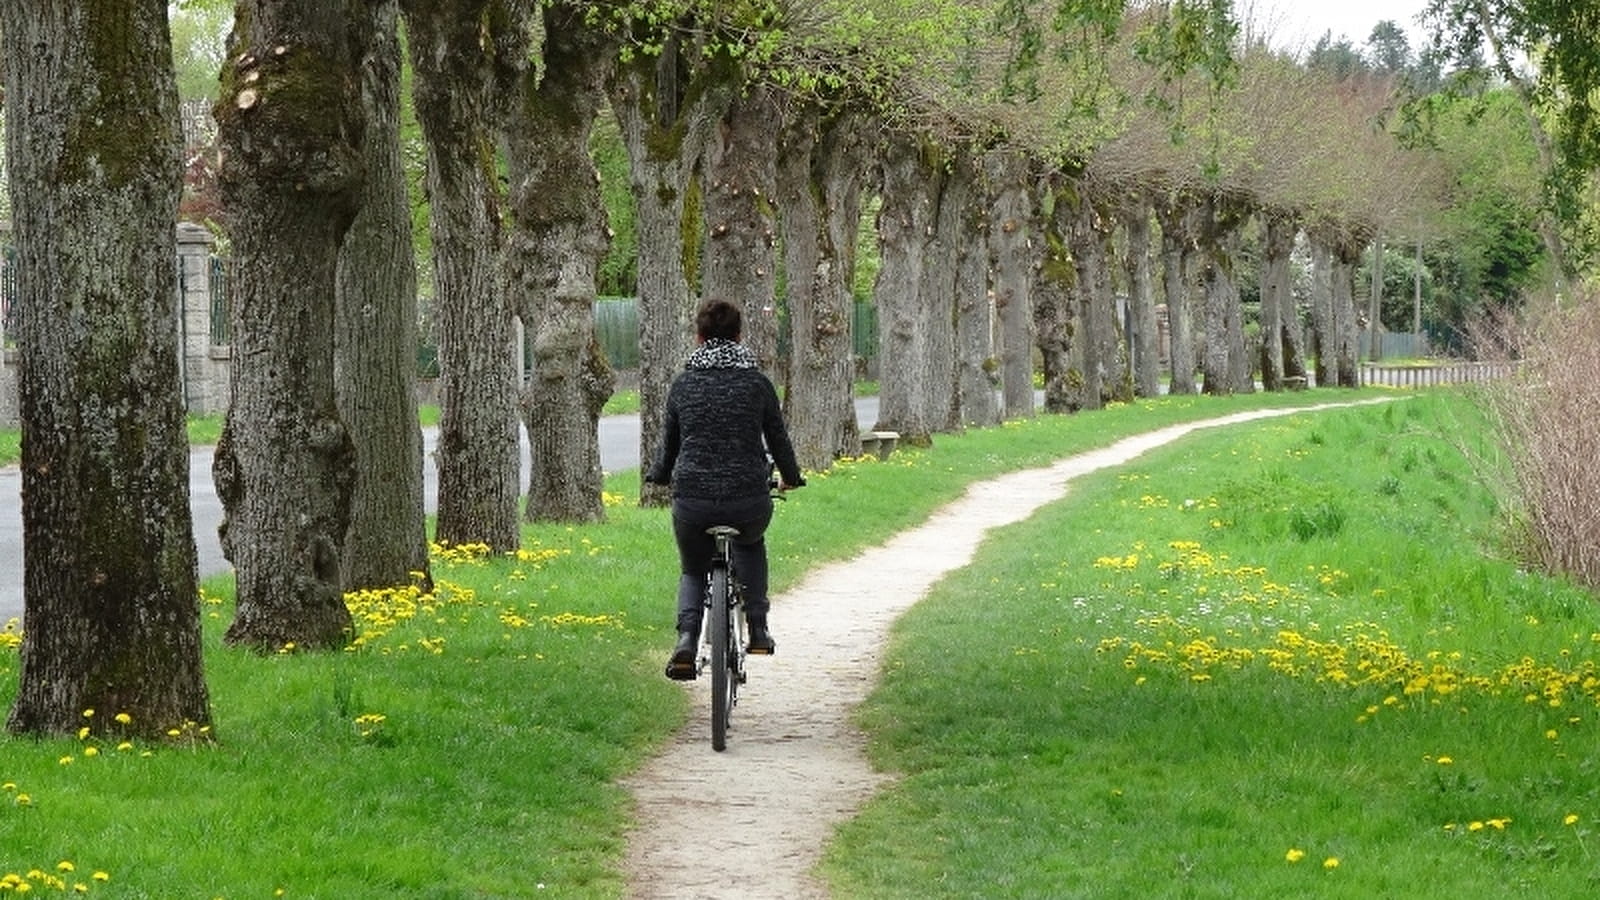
[1,0,211,737]
[1035,179,1077,413]
[987,151,1035,420]
[1308,231,1334,388]
[1198,196,1252,396]
[1368,234,1384,360]
[702,84,781,378]
[1332,236,1363,387]
[1257,209,1295,391]
[776,104,868,469]
[1122,205,1160,398]
[212,0,367,650]
[918,144,969,432]
[872,133,944,446]
[1069,194,1121,410]
[952,152,997,428]
[504,6,615,524]
[336,0,431,592]
[1156,198,1199,395]
[401,0,521,552]
[609,42,731,504]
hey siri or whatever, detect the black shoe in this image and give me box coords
[747,624,775,655]
[665,631,697,680]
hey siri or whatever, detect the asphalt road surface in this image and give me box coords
[0,398,885,624]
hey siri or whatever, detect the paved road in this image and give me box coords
[0,397,886,624]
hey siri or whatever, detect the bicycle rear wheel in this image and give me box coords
[709,563,733,751]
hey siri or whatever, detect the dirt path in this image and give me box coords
[620,401,1387,898]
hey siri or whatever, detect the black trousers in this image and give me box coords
[670,494,773,635]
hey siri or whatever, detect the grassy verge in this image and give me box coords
[822,391,1600,897]
[0,388,1421,895]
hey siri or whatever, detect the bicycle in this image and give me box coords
[701,524,750,752]
[694,470,795,751]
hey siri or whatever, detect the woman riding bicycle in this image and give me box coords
[645,299,805,681]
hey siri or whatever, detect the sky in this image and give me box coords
[1246,0,1435,56]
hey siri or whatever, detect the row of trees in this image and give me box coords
[1,0,1594,737]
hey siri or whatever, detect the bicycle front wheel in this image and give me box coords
[709,563,733,752]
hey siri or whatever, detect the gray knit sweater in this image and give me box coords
[645,339,804,500]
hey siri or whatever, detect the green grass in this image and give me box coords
[3,386,1567,896]
[821,391,1600,898]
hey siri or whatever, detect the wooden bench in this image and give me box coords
[1282,375,1308,391]
[859,430,900,460]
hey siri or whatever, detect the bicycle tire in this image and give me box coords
[709,563,732,751]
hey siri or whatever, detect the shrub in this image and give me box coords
[1469,295,1600,591]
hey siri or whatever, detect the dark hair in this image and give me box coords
[695,299,742,342]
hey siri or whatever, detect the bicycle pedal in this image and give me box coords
[664,660,697,681]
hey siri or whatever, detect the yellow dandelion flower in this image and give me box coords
[58,755,73,766]
[1546,729,1559,740]
[1565,814,1580,826]
[1323,857,1340,869]
[1436,756,1453,765]
[114,712,131,725]
[15,792,31,805]
[1488,818,1510,830]
[1468,821,1485,832]
[56,862,74,873]
[82,747,99,758]
[1285,848,1305,863]
[92,872,109,882]
[80,709,94,718]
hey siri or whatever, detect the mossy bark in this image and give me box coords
[1258,209,1305,391]
[1,0,211,737]
[608,43,733,505]
[1197,195,1254,397]
[952,152,998,429]
[872,133,948,446]
[987,150,1036,420]
[702,84,782,378]
[335,0,431,592]
[503,4,615,524]
[1035,180,1078,414]
[1156,197,1201,395]
[212,0,367,650]
[1123,203,1161,399]
[400,0,521,552]
[1068,192,1120,410]
[775,103,868,470]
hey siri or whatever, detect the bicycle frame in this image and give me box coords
[702,525,745,752]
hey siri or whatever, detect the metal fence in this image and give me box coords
[209,256,229,345]
[1358,360,1514,388]
[589,297,879,371]
[1,246,15,347]
[594,297,639,368]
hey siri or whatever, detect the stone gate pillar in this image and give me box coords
[176,222,227,415]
